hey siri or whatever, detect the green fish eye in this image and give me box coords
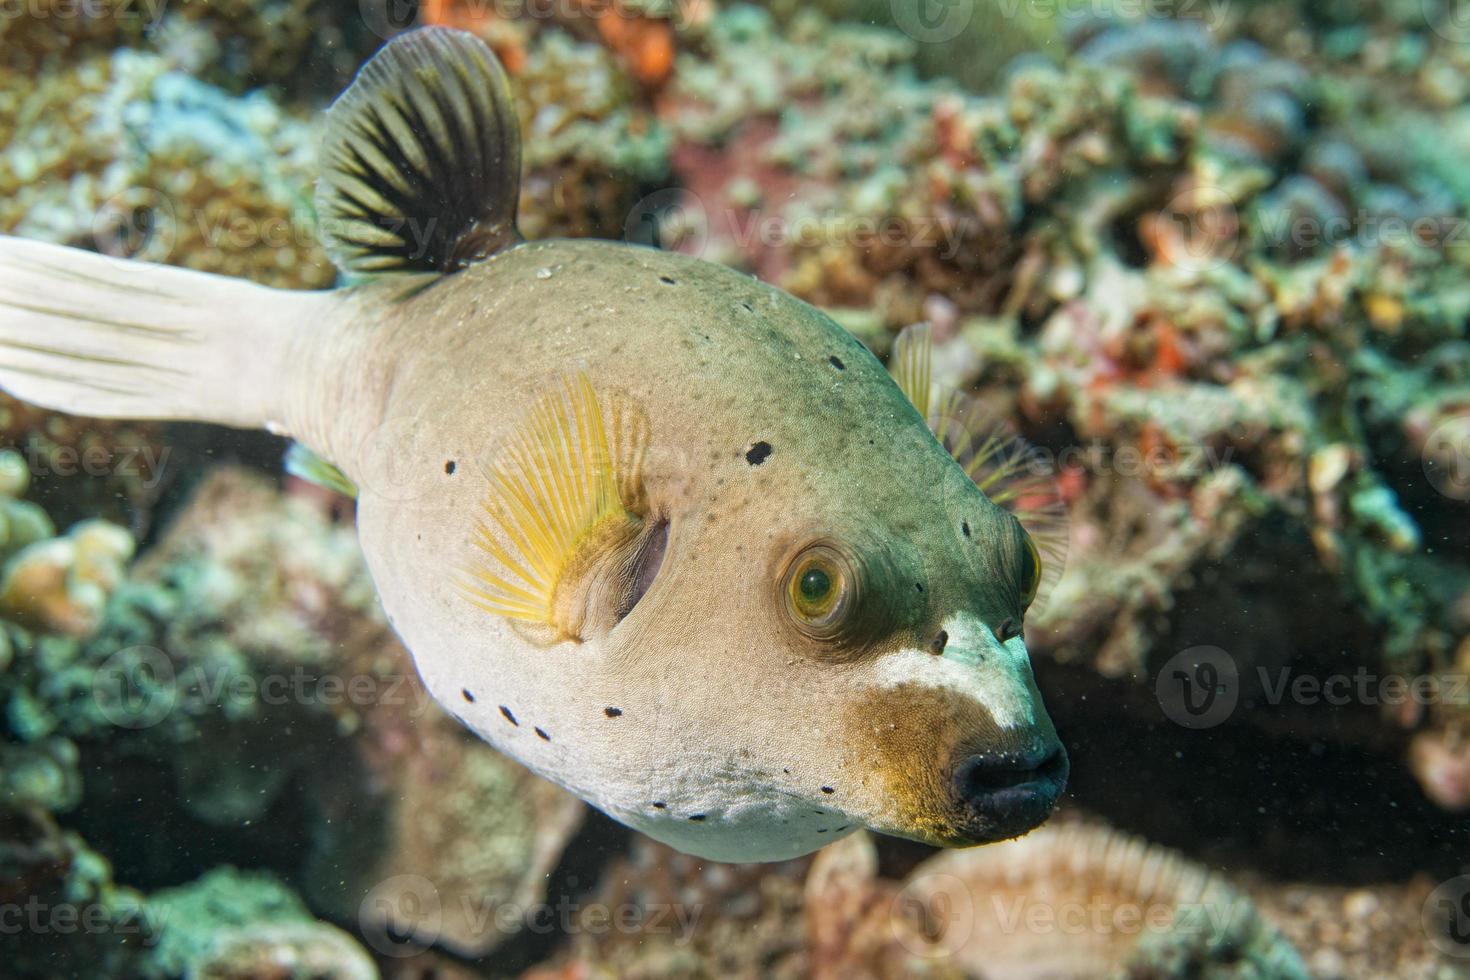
[784,544,858,640]
[799,567,832,602]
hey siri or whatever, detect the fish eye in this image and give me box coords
[1019,532,1042,609]
[783,543,858,640]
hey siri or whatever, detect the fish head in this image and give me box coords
[552,262,1069,860]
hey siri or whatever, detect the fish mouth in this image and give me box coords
[949,743,1069,843]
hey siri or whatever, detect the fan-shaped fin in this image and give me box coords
[316,27,523,276]
[462,374,644,638]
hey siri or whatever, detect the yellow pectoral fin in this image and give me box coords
[462,372,640,638]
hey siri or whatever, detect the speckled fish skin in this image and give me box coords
[288,237,1067,861]
[0,26,1068,862]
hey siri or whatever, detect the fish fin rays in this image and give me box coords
[0,235,314,430]
[317,26,523,277]
[889,322,1069,604]
[890,321,934,421]
[461,373,642,636]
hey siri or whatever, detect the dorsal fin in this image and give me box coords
[891,321,935,420]
[890,322,1069,612]
[316,27,523,276]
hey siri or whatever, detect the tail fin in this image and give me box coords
[0,236,325,431]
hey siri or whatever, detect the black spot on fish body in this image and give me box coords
[745,441,773,465]
[500,705,518,726]
[462,689,475,703]
[604,707,623,717]
[820,786,835,794]
[962,521,971,538]
[445,460,456,475]
[659,275,677,285]
[828,355,845,370]
[652,801,667,809]
[535,727,551,741]
[688,814,706,822]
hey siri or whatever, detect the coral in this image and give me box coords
[0,49,333,289]
[0,466,585,970]
[898,821,1308,978]
[0,395,169,531]
[140,867,376,980]
[512,28,673,241]
[659,8,1196,327]
[754,0,1062,92]
[0,518,133,639]
[304,709,585,957]
[0,808,153,979]
[530,833,812,978]
[0,451,133,638]
[0,0,149,77]
[107,468,582,956]
[802,833,963,980]
[1250,878,1470,980]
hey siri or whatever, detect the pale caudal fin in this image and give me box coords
[0,235,324,431]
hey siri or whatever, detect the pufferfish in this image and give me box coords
[0,28,1068,862]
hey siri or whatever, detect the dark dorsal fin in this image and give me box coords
[316,27,523,276]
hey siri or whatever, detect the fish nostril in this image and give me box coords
[929,629,948,655]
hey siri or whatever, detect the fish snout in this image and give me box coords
[950,739,1068,842]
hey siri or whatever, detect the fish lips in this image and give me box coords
[949,742,1070,843]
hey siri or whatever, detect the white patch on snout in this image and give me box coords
[871,614,1038,729]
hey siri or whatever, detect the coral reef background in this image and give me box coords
[2,0,1470,977]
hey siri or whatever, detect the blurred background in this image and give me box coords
[2,0,1470,977]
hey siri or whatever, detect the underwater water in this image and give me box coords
[2,0,1470,977]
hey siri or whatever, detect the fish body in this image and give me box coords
[0,29,1066,862]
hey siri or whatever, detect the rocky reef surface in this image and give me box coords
[2,1,1470,978]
